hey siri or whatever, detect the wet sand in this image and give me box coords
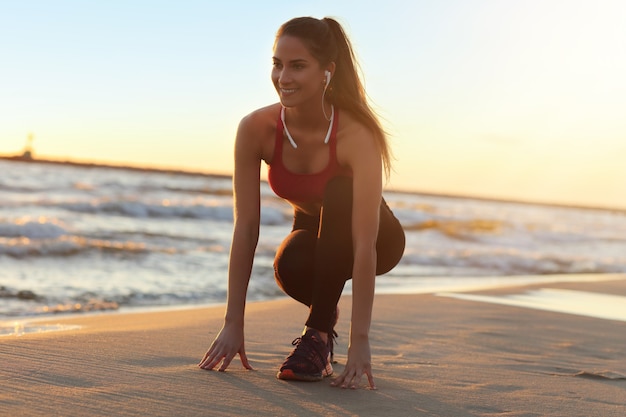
[1,275,625,416]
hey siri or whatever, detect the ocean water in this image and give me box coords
[1,159,626,319]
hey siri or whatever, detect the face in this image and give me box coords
[272,35,327,108]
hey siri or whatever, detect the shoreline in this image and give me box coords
[1,275,624,416]
[2,273,625,334]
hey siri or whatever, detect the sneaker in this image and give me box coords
[277,328,333,381]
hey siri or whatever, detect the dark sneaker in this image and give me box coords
[277,328,333,381]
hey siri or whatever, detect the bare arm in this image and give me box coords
[332,125,382,389]
[224,117,262,325]
[199,114,263,371]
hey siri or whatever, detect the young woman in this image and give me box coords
[198,16,405,390]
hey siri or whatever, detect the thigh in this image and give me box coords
[323,177,404,276]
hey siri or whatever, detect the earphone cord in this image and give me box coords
[281,105,334,149]
[322,83,331,121]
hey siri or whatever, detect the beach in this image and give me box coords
[2,275,625,417]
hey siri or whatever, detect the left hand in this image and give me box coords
[330,337,376,390]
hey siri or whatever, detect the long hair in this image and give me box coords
[275,17,392,180]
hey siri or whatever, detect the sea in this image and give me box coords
[2,158,626,320]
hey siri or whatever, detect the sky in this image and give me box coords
[1,0,625,209]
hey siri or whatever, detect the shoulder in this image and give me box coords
[336,110,379,159]
[235,103,281,160]
[238,103,281,137]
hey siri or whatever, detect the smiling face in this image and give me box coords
[272,35,328,109]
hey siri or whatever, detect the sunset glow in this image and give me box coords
[1,0,625,209]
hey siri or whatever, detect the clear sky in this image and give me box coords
[2,0,625,209]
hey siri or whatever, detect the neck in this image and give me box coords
[283,102,330,127]
[281,105,334,149]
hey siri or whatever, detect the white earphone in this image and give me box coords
[325,70,331,87]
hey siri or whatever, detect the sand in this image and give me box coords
[1,276,625,417]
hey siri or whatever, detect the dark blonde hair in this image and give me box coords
[275,17,392,179]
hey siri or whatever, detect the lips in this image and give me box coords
[280,88,297,94]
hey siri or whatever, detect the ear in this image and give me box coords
[325,62,336,79]
[324,62,336,88]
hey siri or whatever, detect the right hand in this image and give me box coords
[197,322,253,371]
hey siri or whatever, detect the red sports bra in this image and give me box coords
[267,108,351,204]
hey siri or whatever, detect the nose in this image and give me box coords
[277,69,291,86]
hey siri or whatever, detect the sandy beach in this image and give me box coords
[2,275,625,417]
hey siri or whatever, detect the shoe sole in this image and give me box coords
[277,360,333,382]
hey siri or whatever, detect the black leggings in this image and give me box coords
[273,176,405,334]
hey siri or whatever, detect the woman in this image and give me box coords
[198,16,405,390]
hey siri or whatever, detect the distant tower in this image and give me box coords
[22,133,34,160]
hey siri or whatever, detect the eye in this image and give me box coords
[272,61,283,69]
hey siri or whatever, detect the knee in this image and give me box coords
[376,222,405,275]
[274,230,315,286]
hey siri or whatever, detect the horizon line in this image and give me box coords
[2,153,625,214]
